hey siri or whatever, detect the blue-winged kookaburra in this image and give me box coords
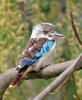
[10,23,65,87]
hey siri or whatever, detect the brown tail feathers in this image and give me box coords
[9,68,27,87]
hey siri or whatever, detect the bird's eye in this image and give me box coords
[43,30,48,34]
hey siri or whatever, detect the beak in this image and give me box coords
[51,31,65,38]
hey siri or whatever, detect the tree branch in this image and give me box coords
[0,54,82,99]
[69,8,82,46]
[33,53,82,100]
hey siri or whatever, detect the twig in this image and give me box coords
[33,54,82,100]
[69,8,82,46]
[54,73,70,95]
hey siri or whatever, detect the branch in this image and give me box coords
[33,53,82,100]
[69,8,82,46]
[0,54,82,99]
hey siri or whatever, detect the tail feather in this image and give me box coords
[9,68,27,87]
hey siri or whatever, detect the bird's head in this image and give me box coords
[31,23,65,40]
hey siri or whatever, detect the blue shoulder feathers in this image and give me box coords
[35,40,54,58]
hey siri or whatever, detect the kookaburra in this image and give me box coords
[10,23,65,87]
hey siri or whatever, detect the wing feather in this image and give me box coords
[17,38,55,71]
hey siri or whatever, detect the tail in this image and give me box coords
[9,68,27,87]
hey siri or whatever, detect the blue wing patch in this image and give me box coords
[35,40,54,58]
[20,59,34,67]
[18,40,55,70]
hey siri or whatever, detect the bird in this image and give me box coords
[9,22,65,87]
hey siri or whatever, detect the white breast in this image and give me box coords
[33,41,57,71]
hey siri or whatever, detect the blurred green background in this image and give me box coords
[0,0,82,100]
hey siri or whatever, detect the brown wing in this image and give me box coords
[20,38,48,59]
[18,38,48,67]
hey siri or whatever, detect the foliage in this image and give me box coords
[0,0,82,100]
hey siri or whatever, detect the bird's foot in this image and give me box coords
[40,65,50,71]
